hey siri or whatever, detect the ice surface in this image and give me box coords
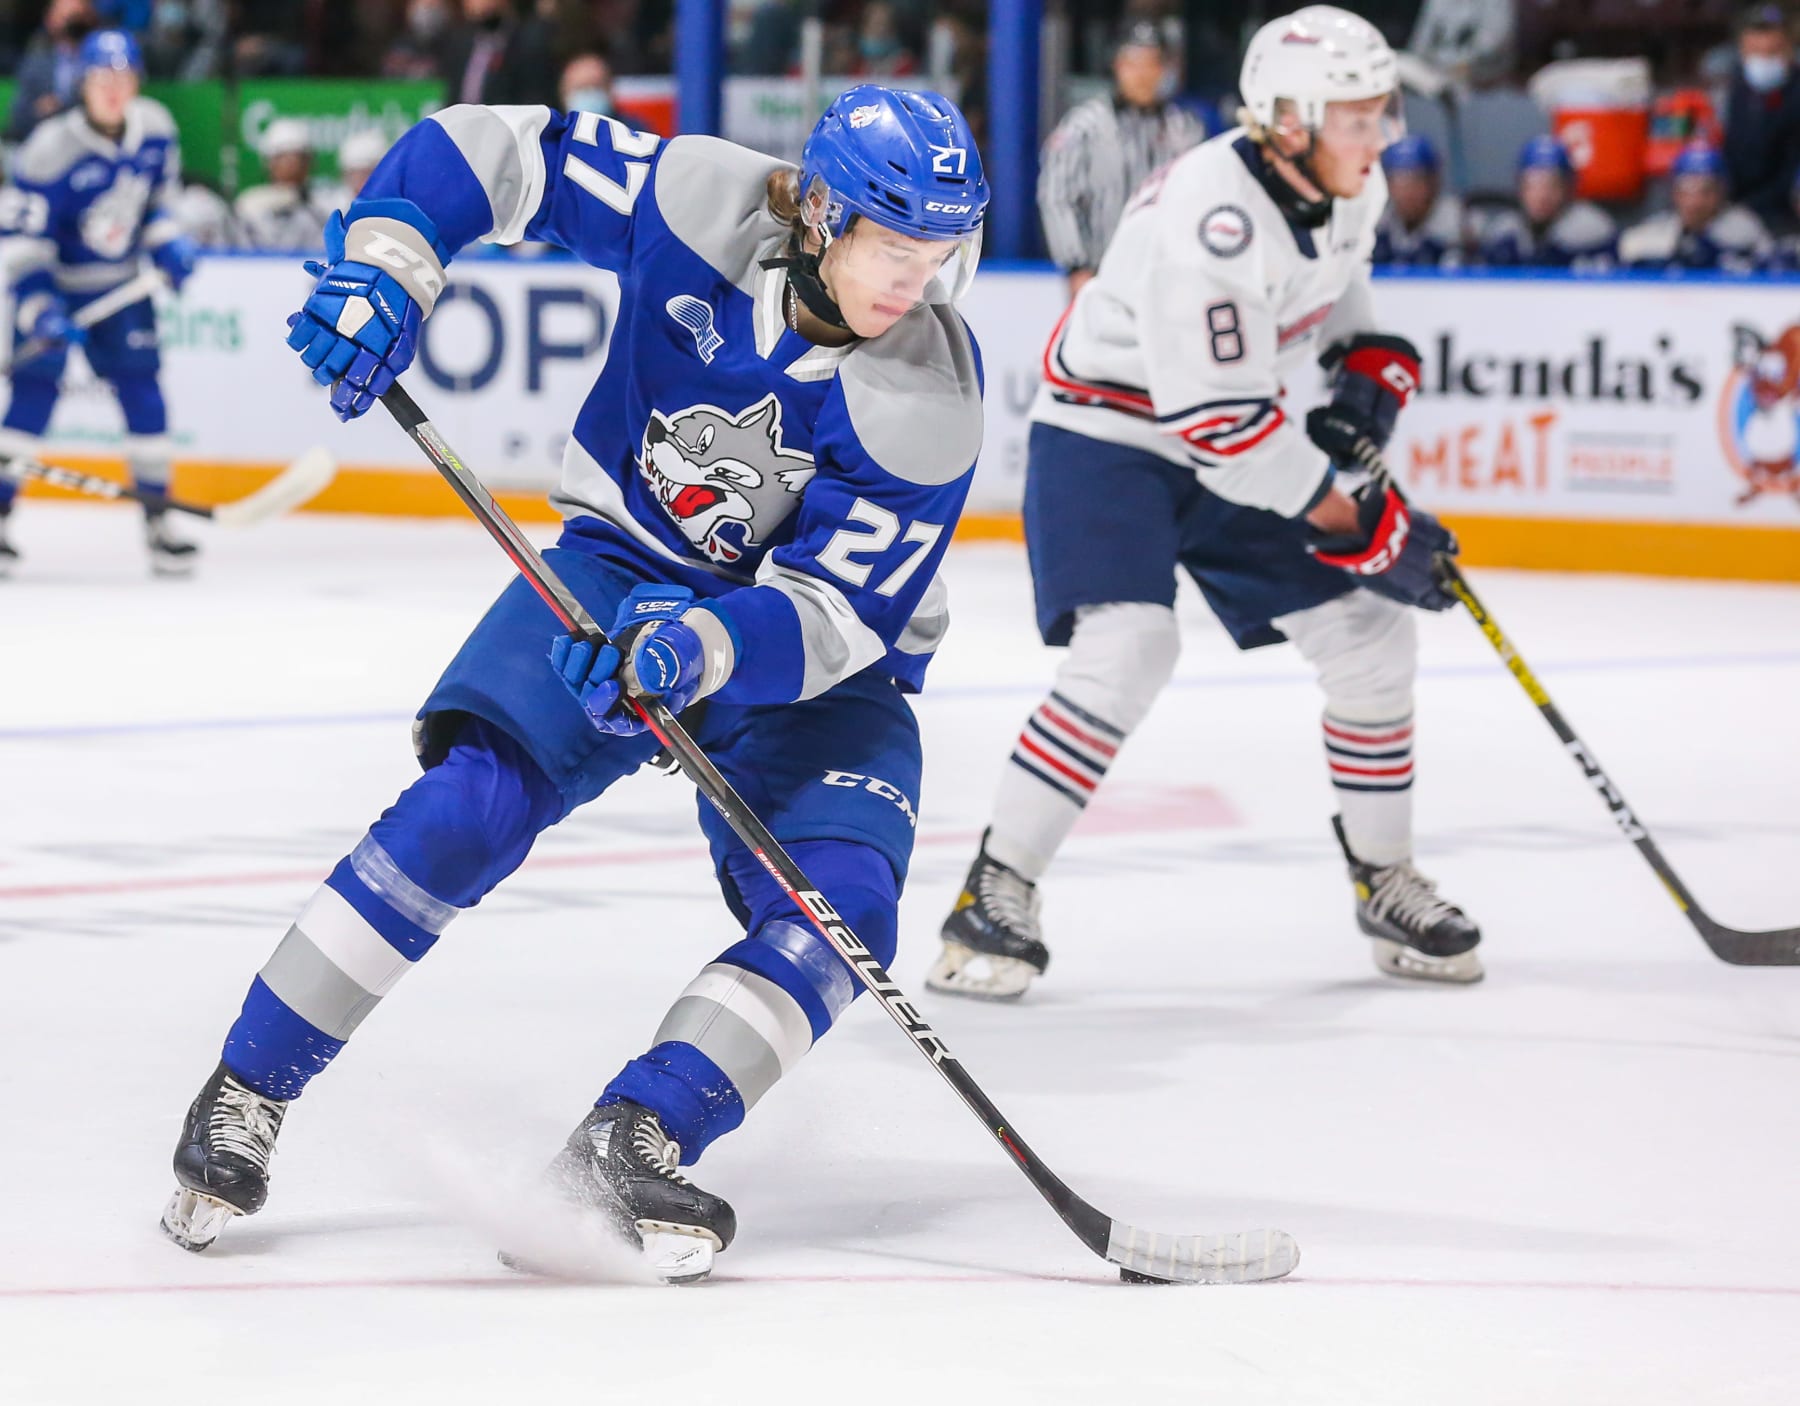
[2,503,1798,1405]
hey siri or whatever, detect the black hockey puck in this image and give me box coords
[1119,1267,1177,1285]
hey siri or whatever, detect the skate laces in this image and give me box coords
[210,1078,283,1170]
[1367,862,1460,933]
[976,857,1041,940]
[628,1115,690,1185]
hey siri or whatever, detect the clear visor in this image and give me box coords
[802,181,983,310]
[1300,90,1406,151]
[822,219,982,311]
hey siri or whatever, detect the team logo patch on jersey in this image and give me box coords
[639,394,816,565]
[666,295,724,364]
[1199,204,1252,258]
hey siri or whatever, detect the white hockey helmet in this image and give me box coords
[260,118,312,161]
[1240,6,1399,133]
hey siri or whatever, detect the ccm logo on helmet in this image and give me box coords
[924,199,973,214]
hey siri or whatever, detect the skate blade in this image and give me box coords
[149,555,198,580]
[1371,937,1484,985]
[637,1223,721,1285]
[159,1187,239,1252]
[925,941,1035,1001]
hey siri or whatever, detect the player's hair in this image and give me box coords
[766,169,803,229]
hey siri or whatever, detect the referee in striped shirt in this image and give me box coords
[1037,21,1209,297]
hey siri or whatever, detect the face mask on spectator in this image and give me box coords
[1743,53,1790,91]
[567,87,612,115]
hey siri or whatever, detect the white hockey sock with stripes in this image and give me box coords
[1323,711,1414,867]
[986,688,1125,880]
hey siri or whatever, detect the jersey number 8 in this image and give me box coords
[1206,301,1244,364]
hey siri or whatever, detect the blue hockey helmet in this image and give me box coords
[79,29,143,77]
[1517,134,1574,177]
[795,85,988,305]
[1381,132,1439,174]
[1671,141,1725,180]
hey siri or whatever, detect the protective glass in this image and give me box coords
[1319,90,1407,150]
[803,179,983,309]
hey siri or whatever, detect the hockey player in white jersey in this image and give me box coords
[0,30,199,577]
[932,5,1484,1000]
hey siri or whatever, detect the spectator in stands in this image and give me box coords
[1723,4,1800,229]
[443,0,557,108]
[1037,20,1208,298]
[1476,135,1617,269]
[1620,142,1773,272]
[144,0,227,79]
[559,50,616,115]
[231,0,308,75]
[6,0,95,144]
[234,118,331,252]
[382,0,453,80]
[852,0,916,78]
[1373,133,1466,267]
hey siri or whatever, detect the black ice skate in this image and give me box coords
[0,509,17,579]
[928,831,1049,1000]
[144,507,198,578]
[159,1062,289,1252]
[527,1100,737,1285]
[1333,816,1483,984]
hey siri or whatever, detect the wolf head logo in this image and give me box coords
[639,394,817,564]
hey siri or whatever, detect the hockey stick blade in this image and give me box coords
[207,447,336,527]
[377,380,1300,1285]
[1107,1223,1301,1285]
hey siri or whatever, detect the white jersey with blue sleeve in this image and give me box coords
[355,105,984,704]
[0,98,183,302]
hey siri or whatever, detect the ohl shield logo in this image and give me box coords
[1720,323,1800,508]
[638,394,816,564]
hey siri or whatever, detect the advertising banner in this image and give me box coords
[19,258,1800,574]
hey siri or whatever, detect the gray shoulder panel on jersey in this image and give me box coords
[650,135,789,292]
[428,104,551,243]
[1555,201,1616,246]
[13,113,90,186]
[839,305,983,487]
[130,97,176,139]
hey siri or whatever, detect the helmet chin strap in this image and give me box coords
[1255,127,1333,229]
[759,229,851,331]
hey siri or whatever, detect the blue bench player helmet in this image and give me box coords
[796,86,988,305]
[79,28,144,76]
[1517,134,1574,177]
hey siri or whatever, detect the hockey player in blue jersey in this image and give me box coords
[159,86,988,1282]
[0,29,200,578]
[1475,136,1617,271]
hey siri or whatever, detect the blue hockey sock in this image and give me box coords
[222,719,563,1099]
[603,841,898,1162]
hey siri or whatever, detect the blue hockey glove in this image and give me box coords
[14,293,83,368]
[284,202,448,422]
[150,235,200,292]
[1307,333,1423,472]
[550,585,712,736]
[1307,479,1460,612]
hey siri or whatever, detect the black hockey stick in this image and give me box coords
[379,380,1299,1284]
[0,446,337,527]
[1434,558,1800,966]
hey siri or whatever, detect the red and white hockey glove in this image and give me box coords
[1306,332,1423,470]
[1308,480,1460,612]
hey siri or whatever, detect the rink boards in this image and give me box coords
[12,256,1800,580]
